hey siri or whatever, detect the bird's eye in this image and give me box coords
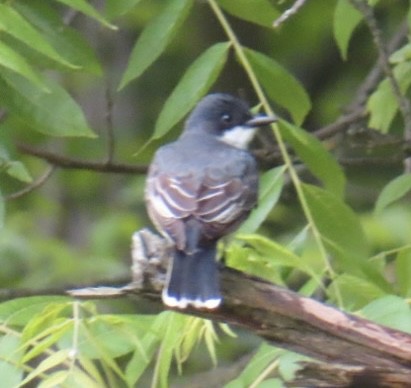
[221,113,232,124]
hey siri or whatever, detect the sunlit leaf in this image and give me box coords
[0,335,23,387]
[119,0,194,88]
[218,0,280,28]
[333,0,362,59]
[55,0,116,29]
[152,42,230,139]
[0,71,95,137]
[245,49,311,125]
[0,297,70,326]
[0,4,77,69]
[238,166,286,234]
[280,120,346,197]
[375,174,411,214]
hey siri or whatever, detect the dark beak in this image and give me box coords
[246,114,277,127]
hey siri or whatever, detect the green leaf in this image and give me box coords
[361,295,411,333]
[0,335,23,388]
[0,191,4,229]
[0,41,47,90]
[395,248,411,297]
[333,0,362,60]
[119,0,194,89]
[105,0,143,19]
[6,161,32,183]
[55,0,117,29]
[245,49,311,125]
[329,274,386,309]
[238,166,286,234]
[375,174,411,214]
[225,343,281,387]
[0,4,77,69]
[279,120,346,197]
[0,71,95,137]
[152,42,230,139]
[390,43,411,64]
[15,1,102,75]
[218,0,280,28]
[0,296,70,326]
[233,234,316,279]
[367,62,411,133]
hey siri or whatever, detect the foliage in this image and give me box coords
[0,0,410,386]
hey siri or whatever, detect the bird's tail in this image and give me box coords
[162,244,221,309]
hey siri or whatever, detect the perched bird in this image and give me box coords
[145,93,276,309]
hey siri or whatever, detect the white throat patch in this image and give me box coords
[219,125,256,149]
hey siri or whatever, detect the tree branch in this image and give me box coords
[17,143,148,174]
[67,229,411,387]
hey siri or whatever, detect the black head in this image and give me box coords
[182,93,276,149]
[184,93,250,133]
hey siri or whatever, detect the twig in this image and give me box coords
[350,1,411,172]
[273,0,308,28]
[105,82,115,163]
[17,143,148,175]
[5,165,56,201]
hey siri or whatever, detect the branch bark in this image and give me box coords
[69,229,411,387]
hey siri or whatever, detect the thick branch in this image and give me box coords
[68,229,411,386]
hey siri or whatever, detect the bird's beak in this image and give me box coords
[246,114,277,127]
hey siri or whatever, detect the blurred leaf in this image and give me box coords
[153,42,230,139]
[329,274,386,309]
[279,120,346,197]
[0,41,47,90]
[390,43,411,64]
[152,312,187,388]
[0,191,4,229]
[333,0,362,59]
[6,161,32,183]
[55,0,116,29]
[278,352,306,382]
[234,234,316,278]
[0,4,77,69]
[245,49,311,125]
[302,184,389,289]
[0,297,70,326]
[238,166,286,234]
[119,0,194,89]
[218,0,280,28]
[0,71,95,137]
[395,248,411,297]
[375,174,411,214]
[0,335,23,387]
[361,295,411,333]
[368,62,411,133]
[105,0,143,19]
[225,343,281,388]
[20,349,70,386]
[15,1,102,75]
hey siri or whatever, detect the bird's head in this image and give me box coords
[183,93,276,149]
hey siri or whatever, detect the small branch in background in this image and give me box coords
[5,165,56,201]
[0,109,7,123]
[350,0,411,172]
[63,9,79,26]
[273,0,308,28]
[105,82,116,164]
[17,143,148,175]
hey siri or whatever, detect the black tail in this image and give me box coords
[162,244,221,309]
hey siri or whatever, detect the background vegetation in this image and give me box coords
[0,0,410,386]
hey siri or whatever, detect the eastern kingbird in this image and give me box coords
[145,93,276,309]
